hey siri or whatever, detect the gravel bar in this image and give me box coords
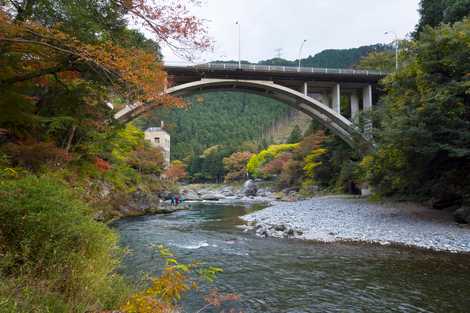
[241,196,470,253]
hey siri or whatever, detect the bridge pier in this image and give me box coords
[331,83,341,113]
[362,84,373,139]
[350,92,359,121]
[362,85,373,111]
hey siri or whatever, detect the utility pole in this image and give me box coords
[274,48,283,59]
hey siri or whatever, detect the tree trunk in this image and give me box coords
[65,125,77,153]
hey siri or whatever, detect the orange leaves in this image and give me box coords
[204,289,241,309]
[117,0,212,59]
[0,10,178,106]
[95,157,111,172]
[121,246,238,313]
[163,160,187,182]
[3,141,72,172]
[223,151,254,182]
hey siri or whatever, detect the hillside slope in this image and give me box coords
[134,92,290,160]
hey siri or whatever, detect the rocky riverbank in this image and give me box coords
[241,196,470,253]
[180,181,277,203]
[180,180,310,204]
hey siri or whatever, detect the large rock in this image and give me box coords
[181,189,201,201]
[201,192,223,201]
[242,180,258,196]
[432,193,463,210]
[454,207,470,224]
[220,186,235,197]
[121,189,161,215]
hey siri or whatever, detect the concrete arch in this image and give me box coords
[114,79,373,152]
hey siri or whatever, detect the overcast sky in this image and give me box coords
[161,0,420,64]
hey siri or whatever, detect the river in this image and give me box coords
[113,202,470,313]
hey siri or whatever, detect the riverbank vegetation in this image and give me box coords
[0,0,218,312]
[358,1,470,204]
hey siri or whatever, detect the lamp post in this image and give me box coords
[385,31,399,70]
[236,21,241,69]
[298,39,307,70]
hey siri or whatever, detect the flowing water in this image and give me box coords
[113,202,470,313]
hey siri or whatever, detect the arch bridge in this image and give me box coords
[115,63,386,152]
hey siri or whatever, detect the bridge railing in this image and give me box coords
[164,62,387,76]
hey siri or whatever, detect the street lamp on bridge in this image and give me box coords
[385,31,399,71]
[298,39,307,70]
[235,21,241,69]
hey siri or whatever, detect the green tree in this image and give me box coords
[286,125,303,144]
[416,0,470,35]
[362,19,470,198]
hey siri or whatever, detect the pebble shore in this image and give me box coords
[241,196,470,253]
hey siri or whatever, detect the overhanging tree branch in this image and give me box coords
[0,64,72,85]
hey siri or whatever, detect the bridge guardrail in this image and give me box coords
[164,62,387,76]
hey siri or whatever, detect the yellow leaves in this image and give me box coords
[246,143,299,175]
[303,148,327,178]
[121,246,226,313]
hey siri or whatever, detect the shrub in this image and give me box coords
[259,152,292,178]
[128,146,165,175]
[223,151,253,182]
[246,143,298,177]
[2,141,71,172]
[163,160,187,182]
[0,175,129,312]
[121,246,238,313]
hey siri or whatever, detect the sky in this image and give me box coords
[161,0,421,65]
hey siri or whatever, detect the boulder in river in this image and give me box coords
[201,192,223,201]
[242,179,258,196]
[453,207,470,224]
[121,189,161,215]
[182,189,201,201]
[432,192,463,210]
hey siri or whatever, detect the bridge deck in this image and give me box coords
[165,62,387,84]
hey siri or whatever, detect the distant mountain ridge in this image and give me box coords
[215,43,392,69]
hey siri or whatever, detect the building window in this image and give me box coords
[154,137,160,143]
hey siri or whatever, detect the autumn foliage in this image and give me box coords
[163,160,187,182]
[95,157,112,172]
[0,10,167,105]
[2,141,71,172]
[121,246,239,313]
[223,151,254,182]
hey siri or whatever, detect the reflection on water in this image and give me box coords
[113,202,470,313]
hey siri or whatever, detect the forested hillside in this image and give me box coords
[135,92,290,160]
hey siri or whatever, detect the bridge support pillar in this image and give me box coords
[362,85,372,111]
[350,92,359,121]
[331,83,341,113]
[302,82,308,96]
[362,85,373,139]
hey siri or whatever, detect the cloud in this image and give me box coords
[162,0,420,64]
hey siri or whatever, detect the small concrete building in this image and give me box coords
[144,122,170,167]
